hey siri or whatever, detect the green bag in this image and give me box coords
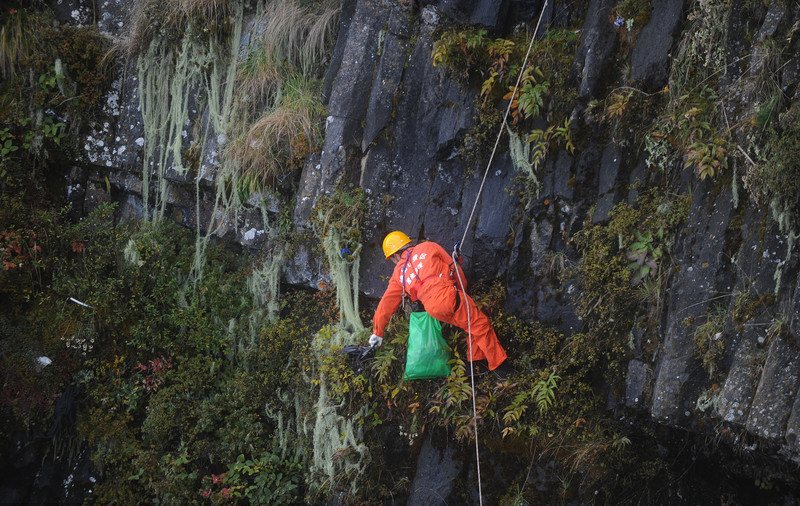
[403,311,450,380]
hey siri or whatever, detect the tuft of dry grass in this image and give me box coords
[0,9,36,79]
[260,0,340,75]
[222,0,339,188]
[235,46,283,114]
[225,75,325,186]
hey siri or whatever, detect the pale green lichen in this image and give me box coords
[247,253,283,323]
[322,229,365,336]
[508,125,537,185]
[308,373,369,492]
[134,2,371,498]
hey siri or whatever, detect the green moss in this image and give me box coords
[459,95,503,164]
[752,106,800,233]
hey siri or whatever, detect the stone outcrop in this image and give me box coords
[54,0,800,473]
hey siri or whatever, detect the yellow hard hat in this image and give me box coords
[382,231,411,259]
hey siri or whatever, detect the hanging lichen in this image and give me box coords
[308,374,369,493]
[247,253,283,322]
[507,125,538,190]
[130,1,372,499]
[137,30,199,222]
[507,120,574,202]
[322,229,365,336]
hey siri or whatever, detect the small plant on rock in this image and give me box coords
[693,304,727,378]
[626,229,663,284]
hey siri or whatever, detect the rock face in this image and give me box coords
[56,0,800,473]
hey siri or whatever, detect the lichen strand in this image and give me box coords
[313,187,368,335]
[323,229,365,335]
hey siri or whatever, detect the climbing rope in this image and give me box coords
[459,0,550,250]
[452,2,550,504]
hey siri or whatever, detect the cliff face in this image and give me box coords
[56,0,800,492]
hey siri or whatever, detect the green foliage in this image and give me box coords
[502,370,560,438]
[572,191,690,386]
[685,137,728,180]
[431,28,490,76]
[432,26,578,124]
[459,95,503,162]
[0,9,112,168]
[313,186,367,250]
[610,0,651,51]
[673,0,729,87]
[201,452,302,504]
[0,8,37,79]
[507,119,574,198]
[625,229,663,284]
[503,67,549,124]
[647,0,733,181]
[649,85,730,180]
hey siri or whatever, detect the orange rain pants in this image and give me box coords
[372,241,508,370]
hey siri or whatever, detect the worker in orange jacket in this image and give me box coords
[369,231,508,371]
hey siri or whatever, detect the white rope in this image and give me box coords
[452,4,549,504]
[459,0,550,249]
[451,254,483,504]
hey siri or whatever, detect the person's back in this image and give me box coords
[393,241,456,300]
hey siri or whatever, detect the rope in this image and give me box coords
[451,256,483,503]
[458,0,550,249]
[453,3,549,504]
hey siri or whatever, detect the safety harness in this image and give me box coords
[399,246,462,311]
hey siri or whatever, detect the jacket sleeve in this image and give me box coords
[372,276,404,337]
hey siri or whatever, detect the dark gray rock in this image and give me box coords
[747,332,800,441]
[96,0,137,38]
[49,0,93,25]
[651,184,737,424]
[422,0,510,31]
[571,0,617,99]
[294,0,390,226]
[283,237,329,288]
[715,207,775,427]
[748,0,786,77]
[629,0,684,90]
[625,360,653,409]
[592,142,621,223]
[362,23,411,151]
[407,433,463,505]
[529,212,554,277]
[323,0,358,104]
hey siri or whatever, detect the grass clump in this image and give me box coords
[222,0,339,190]
[692,304,727,379]
[0,8,37,79]
[226,74,326,187]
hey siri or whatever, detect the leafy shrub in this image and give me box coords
[432,27,578,123]
[201,452,303,504]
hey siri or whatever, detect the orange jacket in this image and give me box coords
[372,241,465,337]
